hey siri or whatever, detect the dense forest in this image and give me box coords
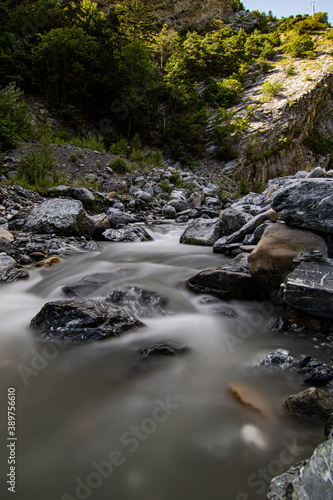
[0,0,331,167]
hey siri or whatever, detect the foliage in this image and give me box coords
[260,80,283,101]
[286,34,315,58]
[304,129,333,156]
[0,83,33,151]
[109,156,132,174]
[204,78,243,108]
[15,143,66,192]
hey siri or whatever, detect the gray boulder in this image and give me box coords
[271,179,333,233]
[102,226,153,242]
[213,212,269,253]
[167,199,189,212]
[30,298,144,342]
[0,254,16,271]
[281,260,333,319]
[221,208,253,235]
[267,439,333,500]
[105,208,128,229]
[25,198,94,239]
[180,218,223,246]
[72,187,95,204]
[186,254,265,301]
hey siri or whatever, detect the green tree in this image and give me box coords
[0,83,33,151]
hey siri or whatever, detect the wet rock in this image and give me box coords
[304,365,333,387]
[179,218,222,246]
[105,208,128,229]
[186,254,265,301]
[30,298,145,342]
[25,198,94,239]
[34,256,63,268]
[248,223,327,295]
[0,254,17,271]
[281,260,333,320]
[140,343,189,359]
[102,226,153,242]
[0,267,29,282]
[107,286,168,317]
[284,387,333,424]
[258,349,295,368]
[62,270,130,297]
[213,212,269,253]
[221,208,252,235]
[271,178,333,233]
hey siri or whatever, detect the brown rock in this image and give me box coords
[0,228,14,242]
[284,387,333,424]
[266,208,279,222]
[35,256,63,268]
[248,223,327,296]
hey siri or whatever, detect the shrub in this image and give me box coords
[109,157,131,174]
[0,84,33,151]
[284,64,297,76]
[286,35,315,58]
[260,81,283,101]
[204,78,243,108]
[15,144,65,192]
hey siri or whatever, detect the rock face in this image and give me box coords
[284,387,333,425]
[25,198,94,239]
[248,223,327,293]
[271,179,333,233]
[267,439,333,500]
[186,254,265,301]
[281,260,333,319]
[180,218,222,246]
[30,298,144,341]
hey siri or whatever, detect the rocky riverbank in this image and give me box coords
[1,163,333,498]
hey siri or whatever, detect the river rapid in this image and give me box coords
[0,224,324,500]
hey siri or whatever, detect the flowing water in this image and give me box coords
[0,225,325,500]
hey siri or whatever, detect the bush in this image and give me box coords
[260,80,283,101]
[204,78,243,108]
[286,35,315,58]
[0,84,33,151]
[109,157,131,174]
[15,144,65,192]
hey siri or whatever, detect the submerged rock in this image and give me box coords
[179,218,223,246]
[284,387,333,424]
[30,298,145,342]
[102,226,153,242]
[62,270,130,297]
[107,286,168,317]
[25,198,94,239]
[140,343,189,359]
[0,267,29,282]
[229,381,277,423]
[186,254,265,301]
[281,260,333,320]
[271,178,333,233]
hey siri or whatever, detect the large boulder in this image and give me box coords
[284,387,333,424]
[179,218,223,246]
[267,439,333,499]
[281,260,333,319]
[213,212,268,253]
[25,198,94,239]
[271,178,333,233]
[248,223,327,294]
[186,254,265,301]
[30,298,144,342]
[221,208,252,235]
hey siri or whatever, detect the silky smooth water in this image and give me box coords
[0,225,324,500]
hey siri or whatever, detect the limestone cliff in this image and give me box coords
[220,35,333,183]
[99,0,234,28]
